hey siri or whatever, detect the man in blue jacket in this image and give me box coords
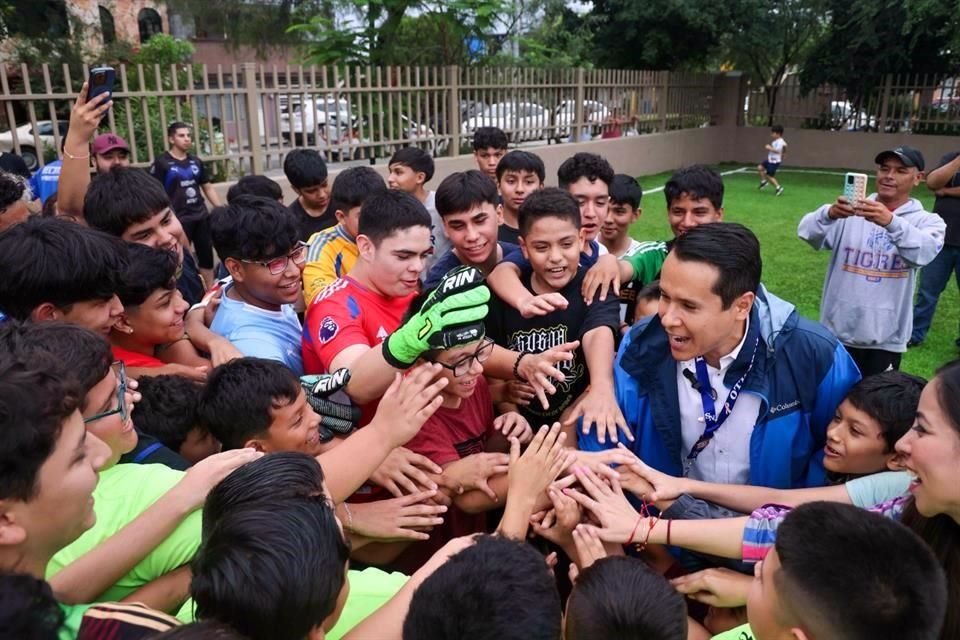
[580,223,860,492]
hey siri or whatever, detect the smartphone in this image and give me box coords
[844,172,868,202]
[87,67,115,104]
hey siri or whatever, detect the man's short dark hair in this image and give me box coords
[167,121,190,138]
[774,502,947,640]
[664,165,724,210]
[226,175,283,203]
[329,166,387,213]
[402,535,562,640]
[211,195,300,262]
[671,223,760,309]
[283,149,328,190]
[0,171,27,211]
[843,371,925,452]
[0,216,127,321]
[389,147,435,182]
[518,187,580,237]
[496,150,545,182]
[472,127,508,151]
[133,375,204,455]
[202,452,326,536]
[117,243,179,308]
[772,124,784,134]
[0,572,64,640]
[435,170,498,218]
[192,499,349,640]
[197,358,301,451]
[557,152,614,189]
[609,174,643,209]
[565,557,687,640]
[358,190,431,246]
[0,321,112,412]
[84,167,171,236]
[0,357,82,501]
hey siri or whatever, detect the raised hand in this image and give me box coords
[562,466,647,544]
[169,448,263,510]
[493,411,533,443]
[369,446,443,497]
[344,491,447,542]
[670,568,752,608]
[369,363,448,447]
[516,341,579,410]
[382,266,489,368]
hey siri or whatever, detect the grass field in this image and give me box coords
[628,164,957,380]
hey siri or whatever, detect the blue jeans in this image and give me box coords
[911,245,960,342]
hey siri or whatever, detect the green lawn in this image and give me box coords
[629,164,957,380]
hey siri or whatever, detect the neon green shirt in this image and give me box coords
[47,463,201,603]
[329,567,409,639]
[711,622,755,639]
[172,567,407,638]
[59,603,91,640]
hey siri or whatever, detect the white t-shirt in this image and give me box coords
[768,138,786,163]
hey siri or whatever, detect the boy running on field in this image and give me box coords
[757,124,787,196]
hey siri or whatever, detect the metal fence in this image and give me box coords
[746,74,960,135]
[0,62,716,175]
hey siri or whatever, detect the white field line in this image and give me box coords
[643,166,749,194]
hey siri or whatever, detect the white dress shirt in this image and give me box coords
[676,319,762,484]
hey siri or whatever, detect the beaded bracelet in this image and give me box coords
[513,351,530,382]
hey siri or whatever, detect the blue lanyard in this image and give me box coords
[684,336,759,475]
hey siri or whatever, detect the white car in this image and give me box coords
[830,101,877,132]
[279,95,354,145]
[554,100,610,141]
[461,102,549,142]
[0,120,68,171]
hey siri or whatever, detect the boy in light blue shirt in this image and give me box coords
[210,195,307,374]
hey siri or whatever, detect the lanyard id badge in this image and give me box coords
[684,336,759,476]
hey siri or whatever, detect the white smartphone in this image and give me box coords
[844,172,868,202]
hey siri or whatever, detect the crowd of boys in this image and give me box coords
[0,84,954,640]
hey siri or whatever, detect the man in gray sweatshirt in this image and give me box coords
[798,146,945,376]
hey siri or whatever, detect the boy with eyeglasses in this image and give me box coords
[210,195,309,375]
[392,307,532,568]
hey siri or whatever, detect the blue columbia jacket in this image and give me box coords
[579,286,861,489]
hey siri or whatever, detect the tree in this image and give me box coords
[163,0,334,55]
[291,0,508,66]
[799,0,960,112]
[588,0,733,70]
[721,0,828,125]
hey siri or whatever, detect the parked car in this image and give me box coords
[399,114,448,157]
[461,102,550,142]
[279,95,354,145]
[554,100,610,141]
[0,120,68,171]
[829,101,877,132]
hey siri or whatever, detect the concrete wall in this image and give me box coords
[731,127,960,172]
[209,123,959,200]
[211,126,739,201]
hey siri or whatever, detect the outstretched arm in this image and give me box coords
[57,83,111,218]
[49,450,260,604]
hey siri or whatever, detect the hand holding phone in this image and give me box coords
[844,172,868,202]
[87,67,116,105]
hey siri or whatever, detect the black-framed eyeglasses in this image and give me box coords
[240,241,309,275]
[429,337,495,377]
[84,361,127,424]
